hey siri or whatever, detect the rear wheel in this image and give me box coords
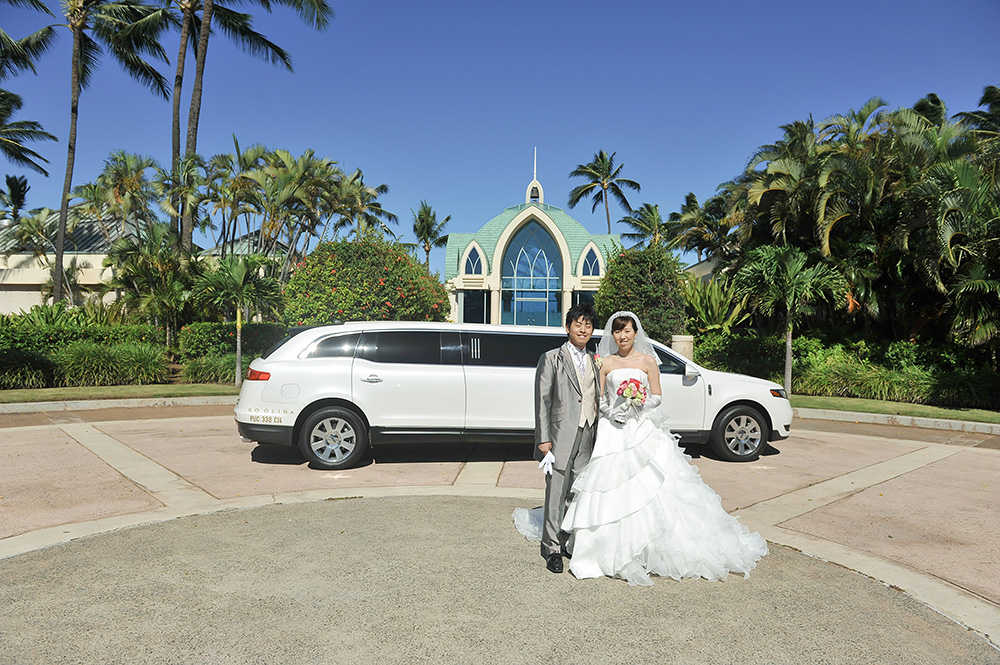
[709,405,767,462]
[298,406,369,469]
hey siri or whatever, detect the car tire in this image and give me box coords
[710,405,767,462]
[298,406,369,469]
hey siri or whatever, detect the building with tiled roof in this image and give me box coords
[444,170,619,325]
[0,207,124,314]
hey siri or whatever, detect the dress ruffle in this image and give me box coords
[560,368,768,586]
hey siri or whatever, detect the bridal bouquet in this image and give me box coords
[616,378,647,408]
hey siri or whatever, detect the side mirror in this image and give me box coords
[684,365,701,379]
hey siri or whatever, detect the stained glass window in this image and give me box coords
[582,248,600,276]
[500,221,562,326]
[464,247,482,274]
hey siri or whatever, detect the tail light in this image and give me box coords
[246,368,271,381]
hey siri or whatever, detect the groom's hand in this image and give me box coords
[538,442,552,454]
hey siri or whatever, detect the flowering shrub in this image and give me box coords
[283,239,449,325]
[178,322,286,360]
[594,244,687,343]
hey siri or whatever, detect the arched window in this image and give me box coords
[582,248,600,276]
[464,247,482,275]
[500,220,562,326]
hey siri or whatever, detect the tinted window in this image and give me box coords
[655,347,686,375]
[358,331,441,364]
[306,333,360,359]
[464,333,564,368]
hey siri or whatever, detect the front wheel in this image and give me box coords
[298,406,369,469]
[709,405,767,462]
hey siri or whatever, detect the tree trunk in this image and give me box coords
[181,0,214,251]
[171,12,191,237]
[603,185,611,234]
[54,28,83,304]
[784,321,793,395]
[424,243,430,272]
[235,305,243,387]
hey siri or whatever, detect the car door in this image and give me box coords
[352,330,465,429]
[652,344,706,432]
[462,332,564,432]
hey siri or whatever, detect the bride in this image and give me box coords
[515,311,768,586]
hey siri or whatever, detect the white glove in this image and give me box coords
[643,394,662,412]
[538,451,555,476]
[611,402,632,425]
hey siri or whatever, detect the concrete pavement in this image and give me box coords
[1,407,999,662]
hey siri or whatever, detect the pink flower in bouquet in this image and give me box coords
[616,377,647,407]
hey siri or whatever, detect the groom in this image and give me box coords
[534,303,600,573]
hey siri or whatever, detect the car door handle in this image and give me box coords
[361,375,382,383]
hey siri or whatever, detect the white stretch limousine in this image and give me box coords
[235,321,792,469]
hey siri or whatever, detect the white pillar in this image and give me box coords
[490,289,501,325]
[671,334,694,360]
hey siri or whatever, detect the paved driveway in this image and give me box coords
[1,406,998,662]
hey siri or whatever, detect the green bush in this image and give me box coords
[283,238,449,325]
[182,354,251,383]
[50,341,168,387]
[0,349,54,389]
[178,322,286,360]
[594,244,687,343]
[0,323,164,358]
[695,331,1000,409]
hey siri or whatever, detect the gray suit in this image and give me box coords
[534,342,600,556]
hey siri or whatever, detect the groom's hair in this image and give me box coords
[565,303,597,328]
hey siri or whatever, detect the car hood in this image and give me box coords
[701,367,782,390]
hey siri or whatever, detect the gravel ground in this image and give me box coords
[1,496,997,665]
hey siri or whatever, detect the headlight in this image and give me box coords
[770,388,787,399]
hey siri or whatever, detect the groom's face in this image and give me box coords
[566,316,594,349]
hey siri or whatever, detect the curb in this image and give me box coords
[794,407,1000,435]
[0,395,238,414]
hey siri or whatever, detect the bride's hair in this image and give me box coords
[611,315,637,333]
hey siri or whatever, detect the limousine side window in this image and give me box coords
[357,331,443,364]
[654,347,686,375]
[305,333,360,358]
[463,333,564,368]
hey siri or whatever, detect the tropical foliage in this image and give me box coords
[667,85,1000,372]
[593,243,686,344]
[411,200,450,271]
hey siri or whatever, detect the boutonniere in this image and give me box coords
[593,353,602,369]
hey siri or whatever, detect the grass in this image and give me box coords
[0,383,240,404]
[791,394,1000,425]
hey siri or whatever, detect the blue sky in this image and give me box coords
[4,0,999,272]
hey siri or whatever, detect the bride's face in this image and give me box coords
[613,321,636,353]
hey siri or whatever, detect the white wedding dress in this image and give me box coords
[514,367,768,586]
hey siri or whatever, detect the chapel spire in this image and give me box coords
[525,146,544,205]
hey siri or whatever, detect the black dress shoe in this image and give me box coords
[546,553,564,573]
[560,546,572,560]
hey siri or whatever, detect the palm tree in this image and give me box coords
[618,202,666,247]
[192,254,281,386]
[96,151,159,237]
[0,89,57,175]
[331,169,397,240]
[0,0,56,81]
[568,150,640,234]
[0,174,29,222]
[411,200,449,271]
[735,245,846,393]
[179,0,332,250]
[51,0,170,303]
[103,221,202,348]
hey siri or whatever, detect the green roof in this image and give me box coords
[445,203,619,281]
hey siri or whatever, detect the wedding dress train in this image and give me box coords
[515,367,767,586]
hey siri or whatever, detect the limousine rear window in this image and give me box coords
[306,333,360,359]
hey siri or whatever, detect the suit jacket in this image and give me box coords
[534,341,601,470]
